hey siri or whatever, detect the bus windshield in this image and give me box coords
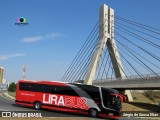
[102,89,121,111]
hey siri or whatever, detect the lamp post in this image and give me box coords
[22,65,26,80]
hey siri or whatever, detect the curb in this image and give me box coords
[3,91,15,100]
[122,117,160,120]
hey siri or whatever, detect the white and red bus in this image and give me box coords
[16,80,123,119]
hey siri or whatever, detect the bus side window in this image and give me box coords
[19,82,26,90]
[19,82,33,91]
[41,84,56,94]
[55,86,78,96]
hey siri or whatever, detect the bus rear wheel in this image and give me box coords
[89,108,98,118]
[34,101,42,110]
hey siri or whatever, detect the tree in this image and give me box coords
[75,80,84,83]
[8,82,16,92]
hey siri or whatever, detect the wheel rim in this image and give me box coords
[91,110,96,116]
[90,109,97,117]
[35,102,41,109]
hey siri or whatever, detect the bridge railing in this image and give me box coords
[93,73,160,83]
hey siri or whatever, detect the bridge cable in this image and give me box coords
[114,21,160,42]
[115,45,143,78]
[114,24,160,49]
[105,59,112,80]
[67,36,99,82]
[117,40,160,75]
[101,51,112,80]
[115,16,160,35]
[110,19,160,76]
[115,32,160,62]
[114,38,156,75]
[96,48,108,80]
[63,28,98,82]
[62,23,99,82]
[71,37,99,82]
[113,20,160,70]
[117,40,160,70]
[61,21,99,81]
[111,65,115,80]
[99,52,110,80]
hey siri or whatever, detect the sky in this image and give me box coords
[0,0,160,82]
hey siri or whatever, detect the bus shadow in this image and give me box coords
[12,103,27,107]
[11,103,36,110]
[127,102,160,112]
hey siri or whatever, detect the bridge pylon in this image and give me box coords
[84,4,133,102]
[0,67,4,84]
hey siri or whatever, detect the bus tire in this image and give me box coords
[89,108,98,118]
[34,101,42,110]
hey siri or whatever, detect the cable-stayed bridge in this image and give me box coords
[61,4,160,101]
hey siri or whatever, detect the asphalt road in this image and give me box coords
[0,90,152,120]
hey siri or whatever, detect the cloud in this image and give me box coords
[21,36,44,43]
[46,33,64,39]
[21,32,64,43]
[0,53,26,61]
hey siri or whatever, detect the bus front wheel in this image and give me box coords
[34,101,42,110]
[89,108,98,118]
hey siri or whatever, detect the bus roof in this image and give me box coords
[18,80,69,86]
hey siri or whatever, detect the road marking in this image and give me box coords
[0,109,9,111]
[0,93,14,101]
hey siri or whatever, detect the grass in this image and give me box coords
[132,92,154,103]
[8,91,16,97]
[132,91,160,105]
[143,91,160,104]
[122,102,160,111]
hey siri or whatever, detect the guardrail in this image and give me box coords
[93,73,160,83]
